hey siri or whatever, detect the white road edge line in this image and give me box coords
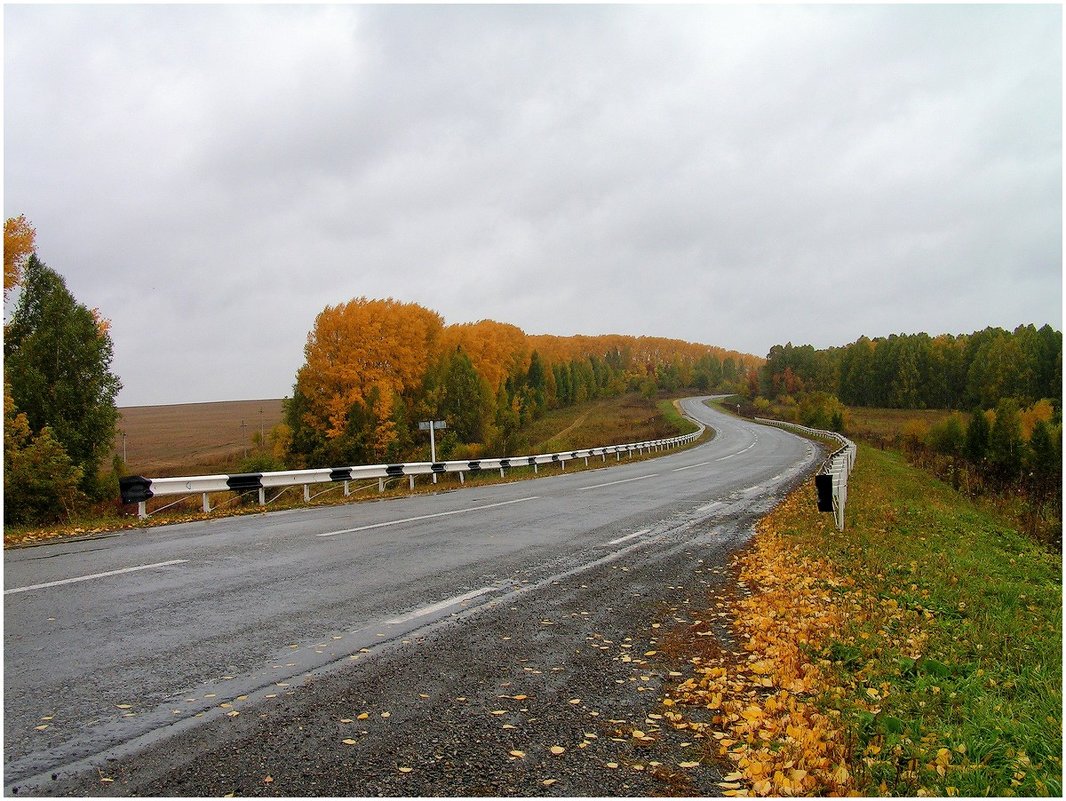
[577,474,657,491]
[383,585,499,626]
[317,496,540,538]
[4,560,189,595]
[607,528,652,545]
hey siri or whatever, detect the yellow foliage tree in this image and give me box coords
[4,215,36,298]
[295,297,444,442]
[440,319,530,393]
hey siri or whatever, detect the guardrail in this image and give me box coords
[754,418,857,530]
[119,424,706,520]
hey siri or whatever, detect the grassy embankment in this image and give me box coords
[4,393,704,547]
[662,437,1061,796]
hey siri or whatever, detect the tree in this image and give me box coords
[295,297,444,441]
[4,255,121,495]
[4,384,84,524]
[441,347,494,444]
[928,413,966,456]
[1027,419,1060,498]
[987,398,1024,479]
[964,408,990,464]
[4,214,36,299]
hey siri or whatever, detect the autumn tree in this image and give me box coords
[440,320,529,394]
[4,255,121,496]
[294,297,444,459]
[4,214,36,300]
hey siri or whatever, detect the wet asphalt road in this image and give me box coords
[4,398,821,796]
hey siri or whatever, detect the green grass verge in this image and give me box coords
[772,446,1061,796]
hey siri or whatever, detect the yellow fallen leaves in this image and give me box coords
[661,491,858,797]
[549,745,566,755]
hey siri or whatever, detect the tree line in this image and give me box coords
[757,326,1061,411]
[278,297,758,469]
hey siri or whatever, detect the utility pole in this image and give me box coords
[418,420,447,483]
[241,419,248,459]
[259,407,264,448]
[121,431,127,463]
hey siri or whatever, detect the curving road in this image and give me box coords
[4,397,822,795]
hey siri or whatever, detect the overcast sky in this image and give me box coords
[4,4,1061,407]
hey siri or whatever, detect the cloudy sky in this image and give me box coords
[4,4,1061,407]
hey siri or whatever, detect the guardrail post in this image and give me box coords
[378,478,385,493]
[409,475,415,490]
[459,472,465,484]
[138,501,147,519]
[202,493,211,513]
[344,481,350,496]
[303,484,310,502]
[258,488,266,506]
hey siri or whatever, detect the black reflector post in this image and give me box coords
[815,473,834,512]
[226,473,264,492]
[119,476,153,504]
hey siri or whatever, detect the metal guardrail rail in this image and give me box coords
[754,417,857,530]
[119,423,706,520]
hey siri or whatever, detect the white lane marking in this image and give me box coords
[4,560,189,595]
[671,461,711,472]
[384,585,499,625]
[317,496,540,538]
[714,438,758,461]
[577,474,657,492]
[607,528,652,546]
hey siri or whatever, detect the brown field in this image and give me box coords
[111,393,691,479]
[113,399,285,477]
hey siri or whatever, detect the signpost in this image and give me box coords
[418,420,447,483]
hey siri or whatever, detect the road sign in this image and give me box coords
[418,420,447,431]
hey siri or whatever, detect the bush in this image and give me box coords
[5,423,84,525]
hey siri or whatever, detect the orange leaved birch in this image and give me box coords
[296,297,444,440]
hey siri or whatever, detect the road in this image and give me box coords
[4,397,821,796]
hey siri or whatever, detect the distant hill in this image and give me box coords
[112,399,285,477]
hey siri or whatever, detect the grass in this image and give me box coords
[746,445,1062,796]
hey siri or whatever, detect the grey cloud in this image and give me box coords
[4,4,1059,405]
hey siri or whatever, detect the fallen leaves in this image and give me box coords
[656,491,860,797]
